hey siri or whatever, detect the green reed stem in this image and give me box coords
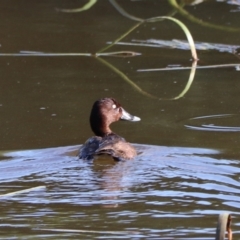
[97,21,143,53]
[56,0,97,13]
[169,0,240,32]
[146,16,198,60]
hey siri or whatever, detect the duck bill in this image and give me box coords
[121,108,141,122]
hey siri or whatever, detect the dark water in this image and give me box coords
[0,0,240,239]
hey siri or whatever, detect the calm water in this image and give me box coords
[0,0,240,239]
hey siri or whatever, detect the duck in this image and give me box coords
[78,98,140,161]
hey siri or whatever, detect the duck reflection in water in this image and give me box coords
[78,98,141,207]
[78,98,141,161]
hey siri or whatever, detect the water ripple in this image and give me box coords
[184,114,240,132]
[0,144,239,239]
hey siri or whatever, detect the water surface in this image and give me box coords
[1,144,238,239]
[0,0,240,239]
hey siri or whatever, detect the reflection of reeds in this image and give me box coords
[97,56,198,101]
[96,13,198,100]
[56,0,198,60]
[52,0,240,99]
[96,57,159,100]
[0,1,201,100]
[0,15,198,100]
[103,1,198,60]
[138,63,240,72]
[173,60,197,100]
[94,1,198,99]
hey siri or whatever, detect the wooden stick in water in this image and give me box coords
[215,213,232,240]
[0,186,46,198]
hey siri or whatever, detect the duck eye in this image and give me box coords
[112,104,117,109]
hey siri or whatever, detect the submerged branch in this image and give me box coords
[96,51,141,57]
